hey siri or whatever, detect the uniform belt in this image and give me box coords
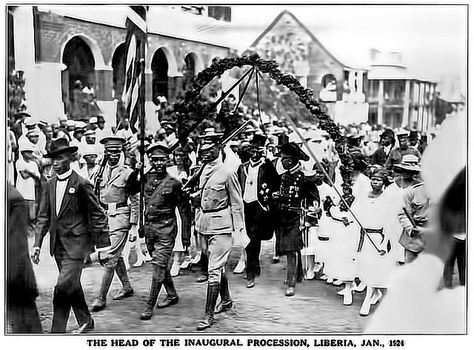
[201,205,229,214]
[100,201,128,210]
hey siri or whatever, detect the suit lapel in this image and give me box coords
[50,177,57,220]
[58,172,77,218]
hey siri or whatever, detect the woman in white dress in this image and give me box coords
[351,168,397,316]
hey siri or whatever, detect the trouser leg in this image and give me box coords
[245,238,261,280]
[456,239,466,286]
[219,271,231,303]
[286,252,297,287]
[162,269,178,298]
[443,248,456,288]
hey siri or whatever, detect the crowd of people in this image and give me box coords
[6,95,466,333]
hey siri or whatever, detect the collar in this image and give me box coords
[57,169,73,181]
[250,158,264,168]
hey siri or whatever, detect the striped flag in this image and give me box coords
[121,6,147,133]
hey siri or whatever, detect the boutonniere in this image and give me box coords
[68,187,76,194]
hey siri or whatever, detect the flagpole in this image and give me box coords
[138,8,147,238]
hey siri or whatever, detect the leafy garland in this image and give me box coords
[174,53,355,207]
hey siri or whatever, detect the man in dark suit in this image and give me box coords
[7,184,42,333]
[31,138,109,334]
[237,134,280,288]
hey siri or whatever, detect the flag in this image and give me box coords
[121,6,147,133]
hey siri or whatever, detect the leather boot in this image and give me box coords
[196,282,220,331]
[215,274,232,314]
[113,257,134,300]
[157,270,179,309]
[140,277,162,320]
[92,267,114,311]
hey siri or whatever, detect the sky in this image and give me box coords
[228,4,467,94]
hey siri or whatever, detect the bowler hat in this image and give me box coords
[45,138,78,158]
[280,142,309,161]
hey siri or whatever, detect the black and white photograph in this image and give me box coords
[3,1,468,347]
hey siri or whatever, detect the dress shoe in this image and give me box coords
[133,259,144,268]
[285,287,295,297]
[215,300,233,314]
[233,260,245,274]
[72,319,94,334]
[333,279,344,286]
[156,295,179,309]
[246,279,255,288]
[140,306,154,320]
[180,256,192,269]
[272,256,280,263]
[91,298,106,312]
[196,274,208,283]
[112,288,134,300]
[326,277,334,284]
[144,253,153,262]
[196,315,214,331]
[314,262,323,273]
[370,289,383,305]
[191,252,202,264]
[351,281,367,292]
[319,274,328,280]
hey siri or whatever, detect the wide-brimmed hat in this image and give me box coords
[82,145,99,157]
[394,154,421,172]
[280,142,309,161]
[380,128,395,139]
[45,138,78,158]
[20,143,36,153]
[75,121,87,131]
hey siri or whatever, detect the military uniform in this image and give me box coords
[91,136,138,311]
[128,143,191,320]
[194,130,245,331]
[274,143,319,296]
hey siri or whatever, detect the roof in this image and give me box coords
[250,10,366,70]
[37,5,232,48]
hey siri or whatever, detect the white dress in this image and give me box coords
[324,205,359,281]
[351,192,397,288]
[308,182,339,265]
[384,183,406,263]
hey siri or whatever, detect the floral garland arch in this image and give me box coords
[174,53,355,206]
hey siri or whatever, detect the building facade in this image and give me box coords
[366,50,437,131]
[10,5,231,131]
[250,10,369,126]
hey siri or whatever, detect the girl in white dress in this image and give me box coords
[351,169,397,316]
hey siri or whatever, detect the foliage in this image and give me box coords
[173,53,355,205]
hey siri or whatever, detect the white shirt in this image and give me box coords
[243,160,262,203]
[56,169,73,215]
[15,158,40,200]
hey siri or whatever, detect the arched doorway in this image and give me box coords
[112,43,126,100]
[182,53,197,92]
[151,48,169,105]
[62,36,96,120]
